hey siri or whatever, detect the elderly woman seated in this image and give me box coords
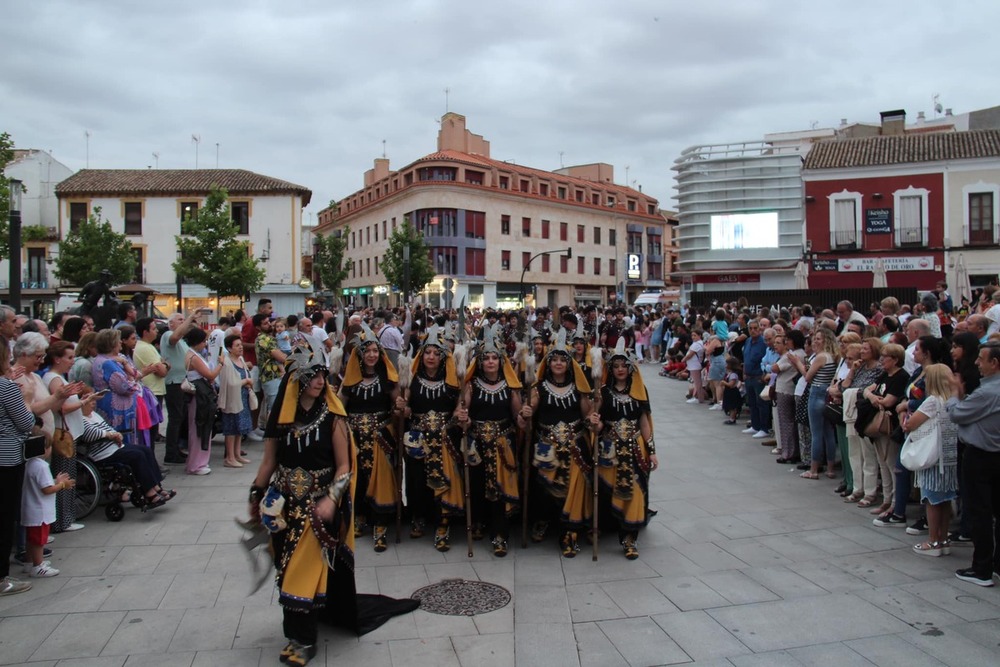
[78,396,175,508]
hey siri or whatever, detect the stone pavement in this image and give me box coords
[3,373,1000,667]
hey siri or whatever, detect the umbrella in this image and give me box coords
[794,261,809,290]
[953,253,972,303]
[872,258,888,289]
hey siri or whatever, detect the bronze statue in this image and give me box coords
[79,269,114,314]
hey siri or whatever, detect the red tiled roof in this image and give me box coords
[55,169,312,206]
[803,130,1000,170]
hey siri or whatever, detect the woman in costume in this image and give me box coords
[524,329,596,557]
[455,324,523,556]
[337,324,400,552]
[570,323,601,395]
[248,342,414,666]
[396,325,464,551]
[589,338,659,559]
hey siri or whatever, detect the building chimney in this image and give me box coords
[945,108,953,116]
[916,111,926,123]
[839,118,848,128]
[879,109,906,136]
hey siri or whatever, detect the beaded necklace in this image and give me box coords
[416,374,448,401]
[354,374,381,402]
[474,376,509,404]
[543,378,578,409]
[288,401,329,454]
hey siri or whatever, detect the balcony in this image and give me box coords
[832,229,858,250]
[22,268,50,290]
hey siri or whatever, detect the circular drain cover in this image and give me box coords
[411,578,511,616]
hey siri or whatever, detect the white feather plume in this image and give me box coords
[590,346,603,384]
[397,353,413,389]
[328,346,344,377]
[454,341,470,382]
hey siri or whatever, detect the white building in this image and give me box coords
[54,169,312,316]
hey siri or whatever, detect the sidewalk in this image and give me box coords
[2,374,1000,666]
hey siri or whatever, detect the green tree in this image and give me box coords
[381,218,435,296]
[0,132,16,261]
[55,206,135,286]
[173,185,266,298]
[314,225,350,293]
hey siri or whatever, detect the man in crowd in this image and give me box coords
[160,310,199,464]
[254,314,286,423]
[947,342,1000,587]
[113,302,137,330]
[904,318,931,375]
[134,317,168,463]
[967,314,990,344]
[742,320,770,439]
[835,300,869,335]
[242,298,272,439]
[373,310,404,370]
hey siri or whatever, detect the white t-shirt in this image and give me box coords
[686,340,704,371]
[985,303,1000,335]
[22,457,56,527]
[208,328,227,368]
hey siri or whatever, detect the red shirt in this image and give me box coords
[242,319,258,365]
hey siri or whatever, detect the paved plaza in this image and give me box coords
[2,373,1000,666]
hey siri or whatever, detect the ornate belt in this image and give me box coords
[471,419,513,443]
[275,465,333,502]
[537,420,580,443]
[608,418,638,443]
[348,411,388,433]
[413,410,450,433]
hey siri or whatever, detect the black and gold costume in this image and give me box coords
[405,373,462,521]
[596,383,655,531]
[466,375,520,540]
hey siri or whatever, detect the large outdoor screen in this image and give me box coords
[710,212,779,250]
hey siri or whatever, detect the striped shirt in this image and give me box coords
[79,413,123,462]
[0,377,37,466]
[811,357,838,389]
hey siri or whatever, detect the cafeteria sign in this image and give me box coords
[865,208,892,234]
[838,256,933,272]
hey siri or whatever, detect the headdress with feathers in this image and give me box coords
[466,322,521,388]
[533,327,592,393]
[274,338,345,428]
[341,321,399,388]
[405,324,458,390]
[601,336,648,402]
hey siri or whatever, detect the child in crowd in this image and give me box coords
[275,318,292,354]
[721,356,744,425]
[684,329,705,403]
[23,438,74,578]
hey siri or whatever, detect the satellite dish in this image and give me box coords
[934,103,943,114]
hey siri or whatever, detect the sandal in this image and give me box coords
[844,492,864,503]
[913,541,948,557]
[621,534,639,560]
[492,536,508,557]
[434,525,450,552]
[856,496,877,508]
[560,531,579,558]
[824,472,837,479]
[800,471,820,480]
[373,525,388,553]
[531,521,548,543]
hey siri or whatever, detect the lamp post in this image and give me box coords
[175,248,183,313]
[519,247,572,307]
[8,178,23,313]
[402,244,411,306]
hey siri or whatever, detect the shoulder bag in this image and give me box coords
[181,353,197,394]
[900,404,943,472]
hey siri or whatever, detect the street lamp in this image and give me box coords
[175,248,183,313]
[402,244,411,306]
[8,178,23,313]
[519,247,572,306]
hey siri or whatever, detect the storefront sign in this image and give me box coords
[626,253,641,280]
[812,259,839,272]
[865,208,892,234]
[692,273,760,284]
[838,256,933,272]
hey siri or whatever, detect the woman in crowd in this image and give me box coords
[834,337,884,505]
[182,327,223,476]
[861,343,909,517]
[338,325,400,552]
[793,333,813,470]
[68,332,99,389]
[91,328,141,446]
[591,339,658,559]
[951,332,981,397]
[523,331,594,558]
[120,325,163,448]
[13,334,83,441]
[61,316,87,345]
[396,326,462,551]
[773,330,804,463]
[904,364,959,555]
[920,293,943,340]
[218,334,254,468]
[455,325,523,557]
[789,328,839,480]
[0,361,38,597]
[828,332,861,494]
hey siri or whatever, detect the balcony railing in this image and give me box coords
[22,268,50,289]
[832,229,858,249]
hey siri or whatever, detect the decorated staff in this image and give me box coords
[589,337,659,560]
[455,323,523,557]
[337,323,401,552]
[523,329,596,558]
[395,325,465,553]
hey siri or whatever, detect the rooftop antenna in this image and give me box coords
[382,139,387,158]
[84,130,91,168]
[625,165,630,186]
[444,87,450,113]
[559,151,564,168]
[215,142,220,168]
[152,152,159,169]
[191,134,201,168]
[933,93,943,117]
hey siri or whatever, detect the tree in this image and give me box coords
[314,226,350,293]
[0,132,15,261]
[381,218,435,297]
[173,185,266,298]
[55,206,135,286]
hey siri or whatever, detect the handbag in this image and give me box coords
[863,408,892,439]
[823,402,844,425]
[181,353,197,394]
[23,434,46,460]
[900,417,942,471]
[52,427,76,458]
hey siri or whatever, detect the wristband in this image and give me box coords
[249,485,266,504]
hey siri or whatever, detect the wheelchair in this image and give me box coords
[74,453,147,522]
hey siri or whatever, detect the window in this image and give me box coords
[560,222,568,241]
[466,248,486,276]
[627,200,636,212]
[374,224,378,243]
[499,176,509,190]
[124,202,143,235]
[351,231,355,248]
[577,224,585,243]
[131,247,144,284]
[609,229,616,246]
[558,186,567,200]
[501,215,510,235]
[607,195,615,207]
[69,202,88,232]
[609,258,616,276]
[542,254,550,272]
[366,227,370,244]
[965,187,998,246]
[366,258,371,275]
[466,211,486,239]
[520,179,530,192]
[829,191,862,249]
[647,204,656,215]
[647,233,662,256]
[560,255,568,272]
[430,247,457,274]
[592,193,600,205]
[415,209,458,237]
[179,201,199,234]
[593,257,601,275]
[374,256,379,274]
[382,220,387,239]
[522,217,531,237]
[893,187,929,247]
[502,250,511,271]
[539,183,549,196]
[575,190,584,202]
[577,256,585,274]
[417,166,456,181]
[392,217,397,231]
[627,232,643,253]
[522,251,530,269]
[593,227,601,245]
[465,170,484,185]
[541,219,550,239]
[647,261,662,281]
[231,201,249,235]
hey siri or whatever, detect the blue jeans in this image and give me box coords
[745,376,770,432]
[807,387,837,465]
[263,378,281,412]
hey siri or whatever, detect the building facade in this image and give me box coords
[54,169,312,315]
[315,113,665,309]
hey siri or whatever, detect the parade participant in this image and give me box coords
[248,342,416,665]
[396,325,463,551]
[337,324,400,552]
[524,329,596,557]
[455,324,523,556]
[570,321,603,395]
[590,338,658,559]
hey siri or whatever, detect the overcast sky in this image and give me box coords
[4,1,997,217]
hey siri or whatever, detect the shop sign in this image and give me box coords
[838,256,933,272]
[865,208,892,234]
[692,273,760,284]
[812,259,839,272]
[626,253,641,280]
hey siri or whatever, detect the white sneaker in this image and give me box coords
[742,427,757,434]
[64,523,85,532]
[23,559,51,574]
[771,447,781,455]
[46,535,54,544]
[708,404,722,411]
[752,430,769,439]
[246,430,264,442]
[29,563,59,578]
[189,467,212,476]
[686,398,699,404]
